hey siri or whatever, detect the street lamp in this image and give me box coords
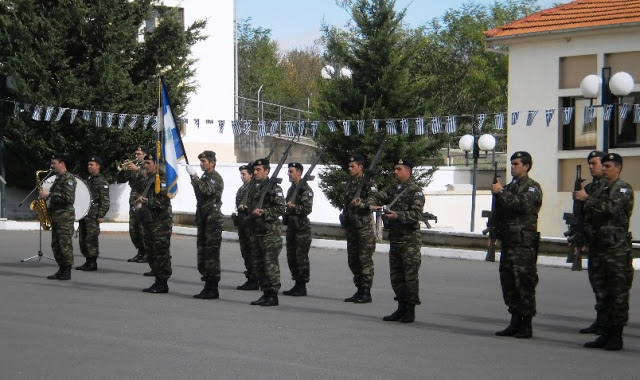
[459,132,496,232]
[580,69,635,152]
[257,85,264,121]
[321,64,352,79]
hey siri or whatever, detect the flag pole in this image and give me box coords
[156,76,162,194]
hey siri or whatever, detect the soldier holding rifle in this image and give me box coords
[234,163,259,290]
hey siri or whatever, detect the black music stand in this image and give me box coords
[21,223,55,262]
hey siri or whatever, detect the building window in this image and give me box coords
[610,93,640,148]
[561,97,597,150]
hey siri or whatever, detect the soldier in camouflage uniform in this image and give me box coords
[282,162,314,297]
[40,153,76,281]
[77,156,110,272]
[368,158,425,323]
[186,151,224,300]
[573,150,607,334]
[491,151,542,339]
[246,158,285,307]
[138,154,173,294]
[582,153,634,351]
[235,163,259,290]
[116,146,148,263]
[341,154,376,304]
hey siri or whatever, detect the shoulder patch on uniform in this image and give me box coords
[415,192,423,197]
[103,185,108,188]
[308,191,314,198]
[620,188,628,193]
[370,186,378,192]
[276,190,283,197]
[67,181,74,186]
[528,187,537,192]
[209,179,216,185]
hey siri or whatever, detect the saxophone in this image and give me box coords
[30,170,52,230]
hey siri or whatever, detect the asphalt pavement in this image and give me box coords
[0,230,638,379]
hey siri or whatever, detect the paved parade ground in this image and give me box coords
[0,229,638,379]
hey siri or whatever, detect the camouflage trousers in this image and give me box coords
[389,230,422,305]
[588,248,634,326]
[79,208,101,259]
[286,224,311,284]
[129,207,145,251]
[196,214,222,283]
[250,231,282,293]
[143,219,172,280]
[345,223,376,289]
[499,245,538,317]
[237,216,256,280]
[51,211,74,267]
[587,245,608,327]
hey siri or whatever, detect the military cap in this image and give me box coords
[88,156,103,166]
[198,150,216,161]
[51,152,69,163]
[510,151,531,161]
[602,153,623,165]
[134,146,147,153]
[253,157,270,167]
[587,150,606,161]
[394,158,414,169]
[143,153,156,161]
[239,164,248,171]
[288,162,303,171]
[348,154,365,164]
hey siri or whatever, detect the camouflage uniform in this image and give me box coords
[368,178,425,305]
[342,175,376,291]
[584,178,634,328]
[236,181,256,281]
[285,180,313,285]
[48,171,76,267]
[193,170,224,283]
[246,178,286,294]
[140,175,173,280]
[79,174,110,259]
[496,174,542,318]
[117,163,146,254]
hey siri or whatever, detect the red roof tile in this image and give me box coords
[485,0,640,39]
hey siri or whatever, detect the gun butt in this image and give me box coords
[307,175,315,181]
[275,178,282,184]
[485,248,496,262]
[481,228,489,236]
[481,210,492,218]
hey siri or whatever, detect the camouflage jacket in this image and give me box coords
[285,180,314,227]
[139,174,172,225]
[87,173,110,218]
[116,162,146,205]
[246,178,285,234]
[368,178,425,233]
[496,174,542,247]
[342,174,376,223]
[192,170,224,222]
[48,171,76,215]
[584,178,634,250]
[583,176,606,237]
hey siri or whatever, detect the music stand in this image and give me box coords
[21,223,55,262]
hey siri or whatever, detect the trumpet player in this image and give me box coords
[116,146,148,263]
[39,153,76,281]
[76,156,110,272]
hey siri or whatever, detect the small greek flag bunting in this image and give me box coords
[311,121,319,137]
[270,121,278,135]
[285,121,294,136]
[400,118,409,135]
[95,111,102,127]
[477,114,486,129]
[619,103,630,120]
[55,108,67,122]
[603,105,614,121]
[526,110,537,126]
[82,110,91,121]
[116,113,125,128]
[386,119,397,135]
[44,107,55,121]
[584,106,595,124]
[372,119,380,132]
[70,109,78,124]
[243,120,251,135]
[562,107,574,125]
[544,109,555,127]
[357,120,365,135]
[634,104,640,123]
[298,120,306,136]
[494,113,504,130]
[511,111,519,126]
[231,120,241,135]
[257,121,266,137]
[343,120,351,136]
[218,120,225,134]
[194,119,200,128]
[445,116,456,133]
[142,115,151,129]
[13,101,19,115]
[31,105,42,121]
[150,116,158,130]
[431,117,442,134]
[327,120,337,132]
[415,117,425,135]
[105,112,114,128]
[24,103,31,113]
[128,115,138,128]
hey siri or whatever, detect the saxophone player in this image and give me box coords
[39,153,76,280]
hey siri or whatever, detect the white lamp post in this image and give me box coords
[459,132,496,232]
[321,64,352,80]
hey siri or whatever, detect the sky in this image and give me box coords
[236,0,567,51]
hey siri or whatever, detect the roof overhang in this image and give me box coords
[485,21,640,44]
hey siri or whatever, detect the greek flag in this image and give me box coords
[55,108,67,122]
[327,120,337,132]
[117,113,126,128]
[194,119,200,128]
[70,109,79,124]
[243,120,252,135]
[128,115,138,129]
[619,103,630,120]
[82,110,91,121]
[603,105,614,121]
[298,120,306,136]
[386,119,397,135]
[285,121,294,136]
[150,116,158,130]
[218,120,225,134]
[477,114,486,129]
[494,113,504,130]
[106,112,113,128]
[562,107,574,125]
[584,106,595,124]
[544,109,555,127]
[231,120,241,135]
[372,119,380,132]
[634,104,640,123]
[342,120,351,136]
[95,111,102,127]
[311,121,319,137]
[511,111,519,126]
[257,121,266,137]
[31,105,42,121]
[159,79,186,199]
[445,116,456,133]
[415,117,425,135]
[142,115,151,129]
[400,118,409,135]
[44,107,55,121]
[270,121,278,135]
[357,120,365,135]
[431,117,442,134]
[526,110,537,126]
[23,103,31,113]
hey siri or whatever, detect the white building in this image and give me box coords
[484,0,640,238]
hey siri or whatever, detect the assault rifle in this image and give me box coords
[563,165,586,271]
[482,162,501,262]
[422,212,438,229]
[233,144,279,226]
[283,148,326,228]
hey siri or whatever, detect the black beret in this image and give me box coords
[198,150,216,161]
[143,153,156,161]
[587,150,606,161]
[89,156,103,166]
[239,164,248,171]
[510,151,531,161]
[348,154,365,164]
[253,158,270,167]
[602,153,623,165]
[394,158,414,169]
[288,162,303,171]
[51,152,69,163]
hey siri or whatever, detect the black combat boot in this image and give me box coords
[82,258,97,272]
[143,278,168,294]
[57,266,72,281]
[399,303,416,323]
[47,266,63,280]
[282,283,300,296]
[344,287,364,302]
[291,282,307,297]
[604,325,624,351]
[237,279,259,291]
[383,302,406,322]
[584,327,610,349]
[127,249,144,262]
[260,291,279,307]
[135,254,148,263]
[579,318,603,334]
[143,271,155,277]
[495,313,521,336]
[514,316,533,338]
[354,288,372,304]
[193,281,219,299]
[251,292,268,305]
[76,260,91,271]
